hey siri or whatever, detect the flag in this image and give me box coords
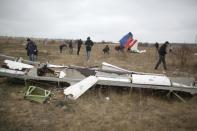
[119,32,133,48]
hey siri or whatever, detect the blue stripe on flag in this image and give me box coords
[119,32,133,48]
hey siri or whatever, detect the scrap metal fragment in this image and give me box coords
[4,60,34,70]
[64,76,98,100]
[24,86,51,103]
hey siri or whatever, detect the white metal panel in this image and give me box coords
[4,60,34,70]
[64,76,98,100]
[97,76,131,83]
[47,63,67,68]
[101,62,162,76]
[132,74,171,86]
[0,68,25,75]
[96,71,131,83]
[130,41,138,51]
[59,71,66,78]
[129,42,146,53]
[138,50,146,53]
[172,82,193,88]
[101,62,131,72]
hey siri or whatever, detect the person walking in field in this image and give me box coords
[26,38,37,61]
[154,41,169,70]
[34,43,38,61]
[59,43,67,53]
[155,42,159,51]
[103,45,110,54]
[154,42,159,60]
[68,40,73,54]
[85,37,94,61]
[77,39,83,55]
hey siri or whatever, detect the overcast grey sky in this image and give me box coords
[0,0,197,43]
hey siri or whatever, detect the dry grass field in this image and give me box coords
[0,38,197,131]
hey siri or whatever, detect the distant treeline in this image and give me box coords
[139,42,197,47]
[0,36,196,47]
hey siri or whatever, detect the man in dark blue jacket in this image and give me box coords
[85,37,94,61]
[26,38,37,61]
[154,41,169,70]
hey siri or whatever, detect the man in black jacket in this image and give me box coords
[154,41,169,70]
[77,39,83,55]
[85,37,94,61]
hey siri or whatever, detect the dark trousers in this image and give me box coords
[77,47,81,55]
[155,55,167,70]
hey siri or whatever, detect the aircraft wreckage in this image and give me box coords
[0,54,197,101]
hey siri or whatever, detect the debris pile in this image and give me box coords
[0,54,197,102]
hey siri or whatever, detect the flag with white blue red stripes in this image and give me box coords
[119,32,133,48]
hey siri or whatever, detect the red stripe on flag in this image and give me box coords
[125,37,133,48]
[128,39,137,48]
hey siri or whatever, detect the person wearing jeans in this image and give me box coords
[26,38,37,61]
[85,37,94,61]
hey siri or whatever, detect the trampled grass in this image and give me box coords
[0,38,197,131]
